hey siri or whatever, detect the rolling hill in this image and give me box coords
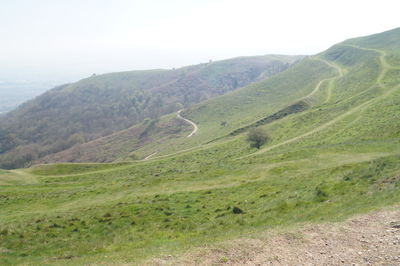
[0,55,302,169]
[0,28,399,265]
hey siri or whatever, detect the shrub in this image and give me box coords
[246,128,269,149]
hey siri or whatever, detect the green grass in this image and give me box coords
[1,142,399,265]
[1,28,400,265]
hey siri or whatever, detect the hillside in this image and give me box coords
[120,28,400,160]
[39,57,336,163]
[37,113,193,163]
[0,55,301,169]
[0,28,400,265]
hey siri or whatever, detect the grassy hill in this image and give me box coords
[39,56,337,163]
[0,28,400,265]
[0,55,301,169]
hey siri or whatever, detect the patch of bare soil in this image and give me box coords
[147,207,400,265]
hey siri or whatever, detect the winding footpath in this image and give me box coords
[303,57,344,103]
[177,109,198,137]
[315,57,344,103]
[142,109,198,161]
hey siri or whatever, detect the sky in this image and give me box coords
[1,0,399,83]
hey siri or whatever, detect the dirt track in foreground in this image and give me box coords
[148,207,400,265]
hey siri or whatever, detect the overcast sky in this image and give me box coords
[1,0,399,83]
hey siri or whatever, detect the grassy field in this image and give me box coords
[0,28,400,265]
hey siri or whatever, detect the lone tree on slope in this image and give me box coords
[246,128,269,149]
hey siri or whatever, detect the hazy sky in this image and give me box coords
[1,0,399,82]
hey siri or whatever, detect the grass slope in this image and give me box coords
[0,28,400,265]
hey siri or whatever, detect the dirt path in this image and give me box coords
[139,110,198,161]
[340,44,389,87]
[305,57,344,103]
[148,207,400,265]
[316,58,344,103]
[177,109,198,137]
[143,151,158,160]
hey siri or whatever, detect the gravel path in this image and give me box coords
[148,207,400,265]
